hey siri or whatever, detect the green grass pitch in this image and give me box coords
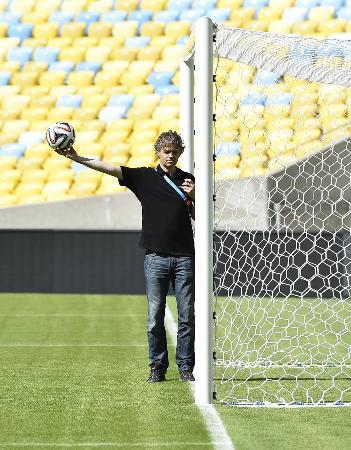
[0,293,350,450]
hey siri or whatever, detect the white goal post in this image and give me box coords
[181,17,351,407]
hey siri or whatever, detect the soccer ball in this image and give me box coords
[46,122,75,151]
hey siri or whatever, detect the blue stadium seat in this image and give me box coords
[128,10,153,25]
[18,131,45,147]
[56,95,83,108]
[76,12,101,27]
[253,70,281,85]
[34,47,60,64]
[0,12,21,25]
[8,24,33,41]
[153,11,180,22]
[207,8,231,22]
[180,9,206,23]
[177,36,188,45]
[155,85,180,95]
[125,36,150,48]
[1,144,25,158]
[337,7,351,19]
[7,47,33,64]
[76,62,102,73]
[99,106,130,122]
[296,0,321,7]
[0,72,11,85]
[282,7,309,21]
[107,94,134,108]
[320,0,344,8]
[147,71,174,88]
[50,12,75,26]
[49,61,75,72]
[241,93,266,105]
[215,142,241,157]
[243,0,269,10]
[193,0,217,9]
[168,0,192,12]
[101,11,128,23]
[265,93,293,105]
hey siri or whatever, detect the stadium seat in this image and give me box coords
[140,0,166,11]
[7,47,33,65]
[120,71,148,86]
[56,95,83,108]
[147,71,174,88]
[60,23,86,38]
[1,142,26,158]
[99,106,130,122]
[21,107,47,121]
[39,71,66,87]
[22,61,48,74]
[319,19,346,34]
[15,181,45,196]
[59,47,86,63]
[0,23,7,38]
[73,107,99,121]
[167,0,192,12]
[67,71,95,87]
[61,0,87,13]
[94,72,119,87]
[34,47,59,64]
[112,22,138,43]
[48,168,75,183]
[152,105,178,120]
[129,10,153,26]
[150,36,176,49]
[47,106,74,121]
[140,22,165,37]
[76,11,101,28]
[0,156,17,172]
[180,9,206,23]
[49,61,74,73]
[0,193,18,206]
[127,107,153,120]
[106,119,133,133]
[292,20,318,34]
[75,142,104,158]
[309,6,335,21]
[8,23,33,41]
[11,72,38,88]
[282,7,309,21]
[162,45,183,60]
[101,10,128,23]
[22,12,50,25]
[116,0,139,12]
[88,1,114,13]
[47,37,72,49]
[137,46,161,61]
[88,22,112,38]
[0,12,21,25]
[50,12,74,26]
[0,72,11,85]
[153,11,179,23]
[165,21,191,39]
[33,23,59,40]
[17,156,45,172]
[100,130,129,145]
[125,36,151,48]
[9,0,35,13]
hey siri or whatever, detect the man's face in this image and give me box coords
[157,145,181,169]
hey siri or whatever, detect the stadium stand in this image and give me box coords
[0,0,351,205]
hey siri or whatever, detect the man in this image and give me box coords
[54,130,195,383]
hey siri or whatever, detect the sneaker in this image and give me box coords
[147,365,166,383]
[179,370,195,382]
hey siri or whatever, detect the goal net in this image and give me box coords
[184,19,351,406]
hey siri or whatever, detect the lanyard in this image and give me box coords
[163,175,193,206]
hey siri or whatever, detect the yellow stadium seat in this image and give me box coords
[48,169,75,183]
[22,12,49,24]
[0,85,20,97]
[112,22,138,43]
[17,156,45,171]
[153,60,179,72]
[129,60,154,76]
[230,8,255,23]
[150,36,175,48]
[245,20,269,31]
[102,60,129,74]
[15,182,44,196]
[0,61,20,73]
[70,180,99,197]
[116,0,139,12]
[140,22,165,38]
[152,106,178,121]
[75,170,102,183]
[47,37,73,49]
[73,108,99,121]
[1,93,30,109]
[162,45,183,61]
[129,130,157,145]
[1,38,20,51]
[127,156,155,167]
[11,72,39,88]
[120,72,147,87]
[50,86,77,98]
[1,169,21,184]
[93,72,119,87]
[0,112,20,122]
[0,180,16,195]
[10,0,35,13]
[109,47,137,61]
[35,0,61,13]
[268,20,293,34]
[100,131,129,146]
[318,19,346,35]
[30,95,56,109]
[309,6,335,22]
[129,85,154,95]
[73,37,99,48]
[98,37,119,47]
[106,120,133,134]
[103,142,130,157]
[0,156,17,172]
[77,86,103,96]
[75,130,100,145]
[47,107,74,121]
[39,71,66,88]
[25,144,51,158]
[60,23,86,39]
[0,194,18,207]
[257,7,282,22]
[85,46,111,63]
[79,120,105,136]
[17,193,46,205]
[0,23,8,38]
[127,107,153,120]
[61,0,87,13]
[105,86,130,95]
[133,93,160,109]
[130,142,154,157]
[140,0,166,11]
[22,61,48,75]
[165,21,191,39]
[218,0,242,7]
[160,94,179,107]
[88,22,113,38]
[67,71,94,87]
[138,47,161,61]
[133,119,159,133]
[43,156,72,171]
[21,169,48,183]
[0,0,6,12]
[3,119,30,134]
[22,38,47,48]
[21,107,47,121]
[43,181,71,197]
[270,0,294,8]
[75,142,104,158]
[33,23,59,40]
[88,0,113,13]
[172,70,179,86]
[81,94,108,109]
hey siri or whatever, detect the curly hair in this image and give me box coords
[154,130,185,155]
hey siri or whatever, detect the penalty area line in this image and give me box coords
[164,306,235,450]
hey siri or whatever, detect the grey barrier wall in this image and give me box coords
[0,229,346,296]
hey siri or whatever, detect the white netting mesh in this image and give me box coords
[212,25,351,406]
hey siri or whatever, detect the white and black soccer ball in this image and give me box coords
[46,122,75,151]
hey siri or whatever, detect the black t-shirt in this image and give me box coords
[119,164,195,256]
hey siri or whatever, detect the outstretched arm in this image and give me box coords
[54,146,123,180]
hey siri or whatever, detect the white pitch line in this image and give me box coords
[164,306,235,450]
[0,344,148,347]
[0,314,146,317]
[0,443,214,448]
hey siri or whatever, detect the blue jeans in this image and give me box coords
[144,252,195,373]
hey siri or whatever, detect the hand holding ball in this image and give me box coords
[46,122,75,155]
